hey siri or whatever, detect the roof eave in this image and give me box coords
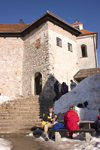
[46,11,82,35]
[80,32,97,36]
[0,31,21,37]
[0,11,82,37]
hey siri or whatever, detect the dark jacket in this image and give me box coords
[96,119,100,131]
[54,82,59,92]
[43,111,56,123]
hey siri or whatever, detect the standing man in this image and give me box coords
[70,80,77,90]
[42,107,57,141]
[54,80,59,101]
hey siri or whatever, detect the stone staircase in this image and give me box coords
[0,95,54,136]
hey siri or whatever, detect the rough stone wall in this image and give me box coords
[1,21,96,100]
[77,34,97,69]
[22,22,53,100]
[48,22,79,91]
[0,37,24,98]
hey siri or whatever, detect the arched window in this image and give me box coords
[81,45,87,57]
[35,72,42,95]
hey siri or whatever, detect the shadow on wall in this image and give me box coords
[35,73,61,118]
[39,74,61,100]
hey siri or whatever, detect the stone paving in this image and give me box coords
[5,136,57,150]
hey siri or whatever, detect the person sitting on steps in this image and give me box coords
[42,107,57,141]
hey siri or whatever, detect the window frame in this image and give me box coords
[81,44,88,58]
[56,37,62,48]
[68,42,72,52]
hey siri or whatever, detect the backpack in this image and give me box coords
[53,123,66,130]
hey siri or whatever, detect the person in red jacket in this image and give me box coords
[64,106,80,139]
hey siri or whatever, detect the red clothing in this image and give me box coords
[98,115,100,120]
[64,109,80,130]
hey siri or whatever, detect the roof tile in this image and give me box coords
[0,24,31,32]
[80,29,96,35]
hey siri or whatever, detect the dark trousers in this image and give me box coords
[91,121,100,134]
[53,91,59,101]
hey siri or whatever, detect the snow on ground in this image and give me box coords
[54,74,100,121]
[0,138,12,150]
[28,131,100,150]
[0,96,13,105]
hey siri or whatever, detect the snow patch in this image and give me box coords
[0,96,13,105]
[0,138,12,150]
[54,74,100,121]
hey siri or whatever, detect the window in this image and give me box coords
[56,37,62,47]
[35,38,40,48]
[81,45,87,57]
[68,43,72,52]
[75,25,80,30]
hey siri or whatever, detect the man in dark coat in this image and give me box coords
[91,108,100,135]
[54,80,59,101]
[96,116,100,134]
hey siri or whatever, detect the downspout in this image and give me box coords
[93,35,97,68]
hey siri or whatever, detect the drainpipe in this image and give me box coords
[93,35,98,68]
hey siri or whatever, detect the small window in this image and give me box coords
[81,45,87,57]
[56,37,62,47]
[35,38,40,48]
[68,43,72,52]
[75,26,80,30]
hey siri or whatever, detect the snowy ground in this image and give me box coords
[54,74,100,121]
[0,138,12,150]
[0,96,13,105]
[28,132,100,150]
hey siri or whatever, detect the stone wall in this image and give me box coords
[0,37,24,98]
[0,21,97,100]
[21,22,53,100]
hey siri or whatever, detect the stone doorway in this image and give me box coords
[35,72,42,95]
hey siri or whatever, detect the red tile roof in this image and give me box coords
[0,24,31,32]
[72,22,83,25]
[47,11,72,27]
[0,11,96,37]
[80,30,96,35]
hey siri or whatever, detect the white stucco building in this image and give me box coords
[0,11,99,100]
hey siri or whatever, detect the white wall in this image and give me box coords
[48,22,79,90]
[77,34,97,69]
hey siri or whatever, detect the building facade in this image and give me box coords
[0,11,98,100]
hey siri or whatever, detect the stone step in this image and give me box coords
[0,104,52,109]
[0,122,42,129]
[0,95,53,134]
[0,116,41,120]
[0,109,45,113]
[0,119,42,124]
[0,113,41,116]
[0,131,33,138]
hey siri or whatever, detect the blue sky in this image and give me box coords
[0,0,100,66]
